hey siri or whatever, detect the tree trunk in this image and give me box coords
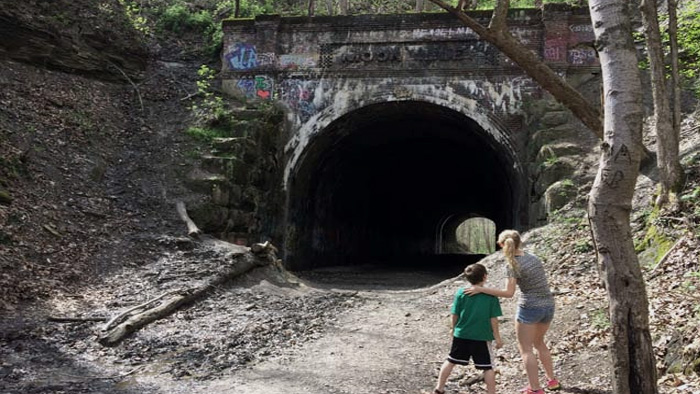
[325,0,333,15]
[339,0,348,15]
[588,0,658,392]
[640,0,683,206]
[668,0,682,170]
[416,0,425,12]
[308,0,315,17]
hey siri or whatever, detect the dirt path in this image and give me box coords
[124,258,612,394]
[1,252,614,394]
[156,289,448,394]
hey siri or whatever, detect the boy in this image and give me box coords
[432,263,503,394]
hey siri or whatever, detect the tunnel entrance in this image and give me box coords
[285,100,523,280]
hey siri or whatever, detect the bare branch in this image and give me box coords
[490,0,510,30]
[427,0,603,138]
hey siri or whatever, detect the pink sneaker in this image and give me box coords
[520,389,544,394]
[546,379,561,390]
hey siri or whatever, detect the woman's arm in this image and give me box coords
[465,277,517,298]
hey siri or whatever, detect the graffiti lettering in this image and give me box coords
[226,43,258,70]
[279,54,318,70]
[235,75,273,100]
[457,76,531,113]
[257,53,276,68]
[407,41,493,63]
[568,48,598,66]
[569,24,593,33]
[411,27,476,39]
[544,38,566,62]
[341,47,401,63]
[280,79,319,122]
[331,41,496,68]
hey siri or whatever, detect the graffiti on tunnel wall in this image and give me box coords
[225,43,259,70]
[567,47,597,66]
[235,75,274,100]
[279,54,318,70]
[279,79,320,122]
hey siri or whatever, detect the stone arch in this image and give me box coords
[282,92,526,271]
[283,91,523,190]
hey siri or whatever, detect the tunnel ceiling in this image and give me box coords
[287,100,521,271]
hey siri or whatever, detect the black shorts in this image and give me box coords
[447,337,494,370]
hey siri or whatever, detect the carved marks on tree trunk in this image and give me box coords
[600,141,634,188]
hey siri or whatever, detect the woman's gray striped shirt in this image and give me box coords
[506,252,555,308]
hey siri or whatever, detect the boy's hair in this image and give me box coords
[464,263,487,285]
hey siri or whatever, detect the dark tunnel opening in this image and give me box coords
[285,100,524,281]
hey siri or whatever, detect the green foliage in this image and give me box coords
[473,0,585,10]
[636,221,674,264]
[573,239,593,253]
[560,178,574,187]
[185,126,227,143]
[118,0,150,33]
[194,65,224,115]
[543,154,559,168]
[187,64,237,142]
[232,0,275,18]
[677,2,700,81]
[159,3,214,34]
[591,308,610,330]
[681,270,700,292]
[680,186,700,202]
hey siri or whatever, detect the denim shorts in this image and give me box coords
[516,305,555,324]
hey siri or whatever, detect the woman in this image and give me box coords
[465,229,561,393]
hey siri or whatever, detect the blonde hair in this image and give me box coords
[498,229,522,274]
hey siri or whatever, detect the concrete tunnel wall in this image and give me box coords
[283,99,525,271]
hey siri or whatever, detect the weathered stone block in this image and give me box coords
[185,169,228,195]
[530,124,585,154]
[211,137,246,155]
[535,143,584,164]
[544,180,577,214]
[540,111,570,127]
[211,183,230,207]
[534,157,577,195]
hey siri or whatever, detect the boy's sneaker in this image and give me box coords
[546,379,561,390]
[525,390,545,394]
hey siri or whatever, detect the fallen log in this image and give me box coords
[98,248,271,346]
[175,200,201,237]
[102,290,181,331]
[98,291,190,346]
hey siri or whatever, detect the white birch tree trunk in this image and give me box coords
[588,0,659,392]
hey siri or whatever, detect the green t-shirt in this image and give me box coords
[451,287,502,341]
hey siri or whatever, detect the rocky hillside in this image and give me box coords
[0,0,210,306]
